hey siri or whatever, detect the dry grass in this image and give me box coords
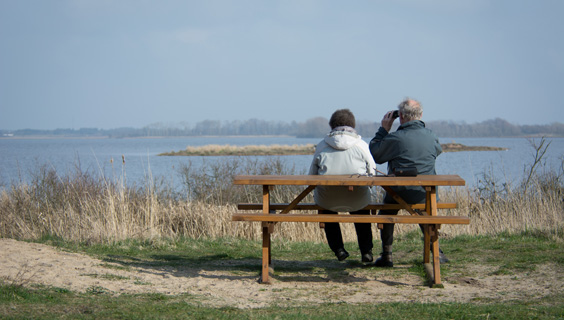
[1,156,563,244]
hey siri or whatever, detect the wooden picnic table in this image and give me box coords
[232,174,467,287]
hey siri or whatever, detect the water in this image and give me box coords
[436,137,564,188]
[1,136,563,190]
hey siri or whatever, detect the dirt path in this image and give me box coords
[1,238,561,308]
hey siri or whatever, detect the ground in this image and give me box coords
[1,238,562,308]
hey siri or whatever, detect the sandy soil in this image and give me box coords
[1,238,562,308]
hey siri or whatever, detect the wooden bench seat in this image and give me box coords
[237,202,458,211]
[232,213,469,225]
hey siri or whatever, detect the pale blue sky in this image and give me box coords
[1,0,562,130]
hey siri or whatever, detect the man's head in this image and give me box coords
[329,109,356,129]
[398,98,423,122]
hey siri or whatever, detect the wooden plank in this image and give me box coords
[232,213,470,225]
[237,203,458,211]
[233,174,465,187]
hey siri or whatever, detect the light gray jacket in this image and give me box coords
[309,127,376,212]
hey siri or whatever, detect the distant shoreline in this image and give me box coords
[0,135,111,140]
[3,118,563,139]
[0,135,296,140]
[1,134,560,140]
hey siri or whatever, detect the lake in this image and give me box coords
[1,136,563,190]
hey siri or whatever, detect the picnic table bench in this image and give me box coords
[232,174,469,287]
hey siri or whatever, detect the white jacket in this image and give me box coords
[308,127,376,212]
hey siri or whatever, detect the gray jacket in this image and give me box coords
[369,120,441,175]
[369,120,442,200]
[309,127,376,212]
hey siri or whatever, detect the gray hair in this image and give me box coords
[398,98,423,121]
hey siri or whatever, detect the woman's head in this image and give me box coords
[329,109,356,129]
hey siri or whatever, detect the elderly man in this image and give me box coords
[309,109,376,263]
[369,98,447,267]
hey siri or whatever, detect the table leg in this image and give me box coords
[423,225,430,264]
[260,185,271,284]
[261,224,271,284]
[431,226,442,286]
[425,186,442,287]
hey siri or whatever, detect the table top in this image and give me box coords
[233,174,465,187]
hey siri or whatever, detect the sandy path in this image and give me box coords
[1,238,562,308]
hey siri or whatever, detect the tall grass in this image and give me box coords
[1,143,563,244]
[455,138,564,238]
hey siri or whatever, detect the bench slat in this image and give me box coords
[232,213,470,225]
[237,202,457,211]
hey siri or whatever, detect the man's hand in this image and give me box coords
[381,111,396,132]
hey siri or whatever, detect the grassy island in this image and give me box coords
[440,142,507,152]
[159,142,506,156]
[159,144,317,156]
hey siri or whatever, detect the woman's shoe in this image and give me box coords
[361,251,373,263]
[335,248,349,261]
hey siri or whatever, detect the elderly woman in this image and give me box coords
[309,109,376,262]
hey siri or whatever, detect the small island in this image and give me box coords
[440,143,507,152]
[159,142,506,156]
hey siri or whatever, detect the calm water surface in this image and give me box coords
[1,136,563,190]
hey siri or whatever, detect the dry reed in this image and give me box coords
[1,154,563,244]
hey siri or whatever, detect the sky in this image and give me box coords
[0,0,562,130]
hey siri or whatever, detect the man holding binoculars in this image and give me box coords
[369,98,447,267]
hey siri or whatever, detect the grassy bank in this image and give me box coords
[1,233,563,319]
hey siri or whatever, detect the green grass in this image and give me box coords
[2,232,564,319]
[1,285,562,319]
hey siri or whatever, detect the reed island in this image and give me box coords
[159,142,506,156]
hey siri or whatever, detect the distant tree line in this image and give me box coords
[2,118,563,138]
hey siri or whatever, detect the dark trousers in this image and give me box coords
[379,190,429,247]
[320,209,373,254]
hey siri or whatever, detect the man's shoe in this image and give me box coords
[374,252,393,267]
[335,248,349,261]
[438,248,450,264]
[361,251,373,263]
